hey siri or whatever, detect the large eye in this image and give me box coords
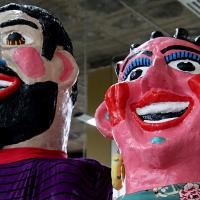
[122,57,151,81]
[125,67,149,81]
[2,32,33,46]
[168,60,200,74]
[6,32,25,45]
[165,51,200,74]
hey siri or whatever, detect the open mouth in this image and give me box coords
[131,91,194,131]
[0,73,21,100]
[136,102,189,123]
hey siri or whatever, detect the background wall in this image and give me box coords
[86,66,117,166]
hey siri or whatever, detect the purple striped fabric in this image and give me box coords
[0,158,112,200]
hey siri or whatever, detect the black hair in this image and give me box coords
[130,28,200,52]
[0,3,78,104]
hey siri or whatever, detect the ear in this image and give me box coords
[55,49,79,87]
[95,101,113,139]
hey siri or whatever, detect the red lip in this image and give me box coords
[130,90,194,131]
[0,73,21,100]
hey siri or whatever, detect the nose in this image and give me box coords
[140,56,176,93]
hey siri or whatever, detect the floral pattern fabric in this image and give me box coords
[153,183,200,199]
[153,183,200,200]
[118,183,200,200]
[179,183,200,200]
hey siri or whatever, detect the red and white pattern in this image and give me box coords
[179,183,200,200]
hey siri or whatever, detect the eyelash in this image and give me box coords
[122,57,152,80]
[165,51,200,64]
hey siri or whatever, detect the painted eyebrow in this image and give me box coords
[0,19,38,29]
[122,50,152,72]
[161,45,200,54]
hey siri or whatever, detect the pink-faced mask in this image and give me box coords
[95,29,200,194]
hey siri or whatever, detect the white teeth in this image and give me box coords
[144,117,178,123]
[136,102,189,116]
[0,80,12,87]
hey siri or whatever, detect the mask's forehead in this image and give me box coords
[0,10,42,29]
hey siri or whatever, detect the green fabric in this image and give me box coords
[117,190,179,200]
[117,182,200,200]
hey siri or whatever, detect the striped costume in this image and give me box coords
[0,148,112,200]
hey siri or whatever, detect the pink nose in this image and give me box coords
[140,56,176,93]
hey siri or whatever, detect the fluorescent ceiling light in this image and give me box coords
[178,0,200,18]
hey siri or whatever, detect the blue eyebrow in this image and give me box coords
[122,57,151,80]
[121,50,153,72]
[165,51,200,64]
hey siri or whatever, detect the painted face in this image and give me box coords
[116,37,200,134]
[0,9,78,147]
[95,37,200,192]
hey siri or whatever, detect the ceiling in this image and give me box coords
[0,0,199,153]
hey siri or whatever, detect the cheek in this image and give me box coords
[105,83,130,126]
[13,47,45,79]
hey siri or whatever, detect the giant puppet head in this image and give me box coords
[95,28,200,194]
[0,4,78,148]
